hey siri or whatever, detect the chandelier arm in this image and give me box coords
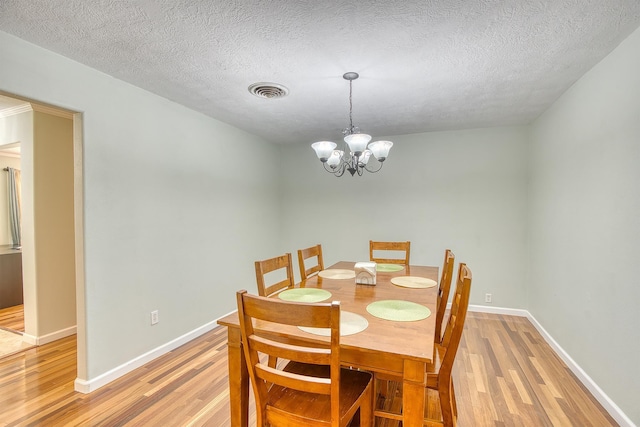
[322,162,337,173]
[363,160,384,173]
[323,160,347,177]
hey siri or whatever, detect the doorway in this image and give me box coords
[0,106,26,358]
[0,92,83,361]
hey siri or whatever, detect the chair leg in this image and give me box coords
[438,378,456,427]
[360,382,373,427]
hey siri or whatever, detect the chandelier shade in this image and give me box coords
[311,72,393,177]
[326,150,343,168]
[343,133,372,155]
[310,141,337,162]
[368,140,393,161]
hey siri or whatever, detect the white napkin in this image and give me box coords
[355,261,377,285]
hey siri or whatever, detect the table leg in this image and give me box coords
[403,359,426,427]
[227,327,249,427]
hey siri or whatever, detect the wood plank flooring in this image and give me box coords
[0,304,25,332]
[0,328,34,361]
[0,305,31,361]
[375,312,618,426]
[0,312,618,426]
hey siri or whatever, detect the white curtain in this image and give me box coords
[7,167,21,247]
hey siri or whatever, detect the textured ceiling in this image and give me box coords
[1,0,639,144]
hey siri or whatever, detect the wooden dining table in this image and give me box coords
[217,261,439,427]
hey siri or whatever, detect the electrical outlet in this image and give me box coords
[151,310,159,325]
[485,293,492,303]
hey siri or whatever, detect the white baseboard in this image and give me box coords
[468,304,529,317]
[525,312,636,427]
[22,333,37,345]
[74,318,221,394]
[22,325,77,346]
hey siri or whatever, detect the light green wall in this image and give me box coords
[280,126,529,308]
[529,26,640,424]
[0,30,282,381]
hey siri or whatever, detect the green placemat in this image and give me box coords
[298,311,369,336]
[366,300,431,321]
[278,288,332,303]
[318,269,356,279]
[376,264,405,272]
[390,276,437,289]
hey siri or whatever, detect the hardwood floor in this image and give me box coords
[0,304,25,332]
[0,312,617,426]
[0,304,30,361]
[376,312,618,426]
[0,327,246,426]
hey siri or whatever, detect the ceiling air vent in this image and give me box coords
[248,82,289,99]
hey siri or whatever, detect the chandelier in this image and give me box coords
[311,72,393,177]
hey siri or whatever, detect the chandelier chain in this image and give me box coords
[348,79,353,133]
[344,77,360,136]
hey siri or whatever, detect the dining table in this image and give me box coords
[217,260,439,427]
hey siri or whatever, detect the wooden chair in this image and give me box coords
[254,253,296,370]
[255,253,295,297]
[297,244,325,281]
[369,240,411,265]
[434,249,455,344]
[236,290,374,427]
[374,263,472,427]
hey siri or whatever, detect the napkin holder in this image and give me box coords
[355,261,377,285]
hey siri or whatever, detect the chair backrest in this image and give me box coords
[236,290,342,426]
[297,244,325,281]
[434,249,455,344]
[439,263,472,380]
[369,240,411,265]
[254,253,295,296]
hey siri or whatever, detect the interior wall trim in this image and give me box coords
[31,103,75,119]
[22,334,36,345]
[0,101,75,119]
[467,304,528,317]
[0,104,31,118]
[22,325,77,346]
[73,311,235,394]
